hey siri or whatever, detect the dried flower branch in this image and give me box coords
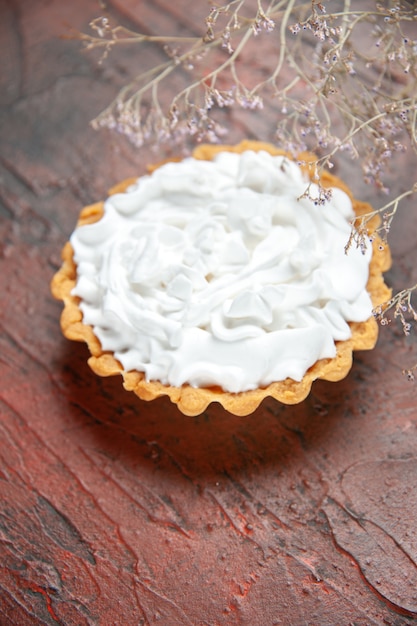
[81,2,417,163]
[345,187,416,255]
[373,282,417,380]
[79,0,417,371]
[374,283,417,331]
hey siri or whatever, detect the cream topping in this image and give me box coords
[71,150,372,393]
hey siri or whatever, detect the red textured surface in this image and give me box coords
[1,1,417,624]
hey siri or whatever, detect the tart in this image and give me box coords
[51,141,391,415]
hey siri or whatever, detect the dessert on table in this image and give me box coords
[51,141,391,415]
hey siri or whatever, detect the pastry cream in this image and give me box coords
[70,149,373,393]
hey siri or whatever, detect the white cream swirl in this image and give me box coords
[71,150,372,393]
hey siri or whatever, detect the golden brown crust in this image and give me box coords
[51,141,392,416]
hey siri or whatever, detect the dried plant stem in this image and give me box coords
[268,0,297,85]
[80,1,417,371]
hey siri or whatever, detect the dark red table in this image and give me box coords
[1,1,417,624]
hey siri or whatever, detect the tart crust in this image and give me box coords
[51,141,391,415]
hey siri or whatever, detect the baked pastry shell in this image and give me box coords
[51,141,392,415]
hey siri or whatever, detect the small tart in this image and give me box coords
[51,141,391,416]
